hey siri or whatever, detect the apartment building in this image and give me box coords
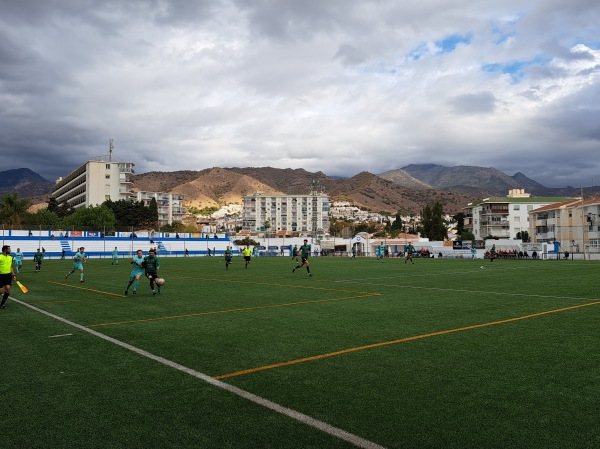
[464,189,572,240]
[132,191,186,226]
[52,159,135,209]
[242,191,330,235]
[529,197,600,254]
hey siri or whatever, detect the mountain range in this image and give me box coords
[3,165,598,216]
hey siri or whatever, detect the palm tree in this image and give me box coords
[0,193,32,229]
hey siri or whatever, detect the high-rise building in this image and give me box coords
[464,189,573,240]
[529,197,600,254]
[242,186,330,235]
[52,156,186,226]
[52,159,135,209]
[132,191,186,226]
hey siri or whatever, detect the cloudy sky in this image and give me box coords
[1,0,599,187]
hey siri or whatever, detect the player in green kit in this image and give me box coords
[292,239,312,277]
[224,246,233,270]
[291,244,299,263]
[125,249,145,295]
[65,247,87,282]
[34,248,44,272]
[144,249,161,295]
[405,243,415,264]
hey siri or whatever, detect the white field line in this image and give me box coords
[9,296,386,449]
[348,264,547,281]
[332,280,593,302]
[48,333,73,338]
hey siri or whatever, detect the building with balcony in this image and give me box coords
[52,159,135,209]
[528,197,600,254]
[464,189,573,240]
[132,191,186,226]
[242,189,330,235]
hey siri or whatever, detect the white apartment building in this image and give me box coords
[529,197,600,254]
[242,192,330,235]
[464,189,573,240]
[52,159,135,209]
[132,191,186,226]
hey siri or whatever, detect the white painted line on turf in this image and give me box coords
[10,297,386,449]
[331,281,593,302]
[48,333,73,338]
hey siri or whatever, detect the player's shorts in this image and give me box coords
[72,262,83,270]
[301,256,309,263]
[146,272,158,280]
[36,260,43,265]
[225,256,232,262]
[244,256,251,261]
[0,273,13,286]
[130,267,144,278]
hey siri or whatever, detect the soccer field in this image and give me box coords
[3,255,599,448]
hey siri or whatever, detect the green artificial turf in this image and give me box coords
[2,255,599,448]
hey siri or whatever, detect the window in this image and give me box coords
[513,205,520,211]
[527,205,533,211]
[105,174,111,179]
[106,164,111,169]
[514,216,520,222]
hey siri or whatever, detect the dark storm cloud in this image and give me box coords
[537,82,600,141]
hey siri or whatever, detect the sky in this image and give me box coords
[1,0,599,188]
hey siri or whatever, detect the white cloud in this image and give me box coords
[0,0,599,188]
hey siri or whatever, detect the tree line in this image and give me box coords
[0,192,185,231]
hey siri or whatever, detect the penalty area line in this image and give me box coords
[9,297,386,449]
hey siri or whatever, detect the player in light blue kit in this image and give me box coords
[112,247,119,265]
[125,249,145,295]
[376,243,385,262]
[13,248,23,273]
[65,246,87,282]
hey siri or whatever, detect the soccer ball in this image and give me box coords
[155,278,166,286]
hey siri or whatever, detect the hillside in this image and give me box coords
[169,168,285,209]
[9,165,600,216]
[226,167,331,194]
[377,168,432,190]
[0,168,52,200]
[326,172,474,214]
[402,164,522,194]
[133,168,474,214]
